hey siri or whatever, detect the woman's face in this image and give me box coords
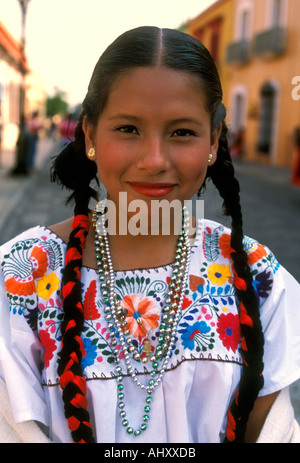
[83,66,220,211]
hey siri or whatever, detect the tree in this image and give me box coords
[46,90,69,117]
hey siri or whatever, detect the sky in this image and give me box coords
[0,0,216,106]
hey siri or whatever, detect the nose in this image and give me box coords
[136,136,170,174]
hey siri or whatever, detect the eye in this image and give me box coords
[172,128,196,137]
[116,125,139,135]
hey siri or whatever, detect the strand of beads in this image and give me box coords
[92,200,191,436]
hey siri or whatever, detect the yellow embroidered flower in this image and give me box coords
[207,263,232,286]
[36,272,60,300]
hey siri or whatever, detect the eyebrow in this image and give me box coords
[108,114,140,121]
[108,114,205,126]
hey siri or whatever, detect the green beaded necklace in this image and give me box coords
[92,200,191,436]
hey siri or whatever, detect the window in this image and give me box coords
[272,0,282,27]
[209,18,222,63]
[257,82,277,155]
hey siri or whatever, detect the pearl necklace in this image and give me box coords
[92,200,191,436]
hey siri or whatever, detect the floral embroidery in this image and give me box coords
[189,275,205,292]
[81,338,96,369]
[216,313,240,353]
[39,329,57,368]
[252,269,273,299]
[3,242,48,296]
[121,294,160,339]
[180,321,213,351]
[36,272,60,300]
[218,233,232,259]
[247,243,267,265]
[207,263,232,286]
[0,223,279,376]
[83,280,100,320]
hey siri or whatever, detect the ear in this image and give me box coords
[209,123,222,166]
[82,115,96,158]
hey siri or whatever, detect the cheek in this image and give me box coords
[181,152,208,180]
[178,151,209,196]
[95,140,126,179]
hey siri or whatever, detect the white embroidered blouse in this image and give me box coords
[0,219,300,443]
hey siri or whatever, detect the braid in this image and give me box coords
[51,113,98,443]
[206,122,264,442]
[57,215,95,443]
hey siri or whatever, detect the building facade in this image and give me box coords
[0,21,46,152]
[185,0,300,167]
[226,0,300,166]
[0,21,28,150]
[184,0,234,105]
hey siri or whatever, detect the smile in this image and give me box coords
[128,182,176,197]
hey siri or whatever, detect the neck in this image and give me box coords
[108,232,180,271]
[85,202,195,272]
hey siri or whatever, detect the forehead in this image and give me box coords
[101,66,208,119]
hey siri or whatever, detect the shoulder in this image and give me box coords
[198,218,281,302]
[47,217,73,244]
[0,225,67,258]
[0,226,66,295]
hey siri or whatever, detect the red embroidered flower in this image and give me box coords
[216,313,240,353]
[83,280,100,320]
[218,233,233,259]
[39,329,57,368]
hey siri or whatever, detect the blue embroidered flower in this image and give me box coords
[180,321,211,350]
[81,337,98,369]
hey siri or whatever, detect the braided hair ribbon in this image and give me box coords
[57,214,95,443]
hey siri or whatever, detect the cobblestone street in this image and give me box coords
[0,140,300,426]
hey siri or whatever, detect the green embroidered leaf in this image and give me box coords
[102,350,112,356]
[204,230,220,262]
[43,239,64,270]
[98,343,108,349]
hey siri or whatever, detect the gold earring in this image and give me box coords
[87,147,96,159]
[208,153,213,163]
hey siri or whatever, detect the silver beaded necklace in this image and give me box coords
[92,200,191,436]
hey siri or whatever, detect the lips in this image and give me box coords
[128,182,176,197]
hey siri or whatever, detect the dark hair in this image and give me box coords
[51,26,264,443]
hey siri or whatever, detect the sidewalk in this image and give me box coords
[233,158,293,186]
[0,137,59,242]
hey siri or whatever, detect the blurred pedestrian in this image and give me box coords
[58,113,77,143]
[27,110,41,172]
[0,105,2,166]
[291,127,300,186]
[10,115,30,176]
[230,127,245,159]
[0,26,300,444]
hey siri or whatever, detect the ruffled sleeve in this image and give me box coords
[258,264,300,395]
[242,235,300,396]
[0,230,50,426]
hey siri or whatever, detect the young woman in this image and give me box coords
[0,26,300,444]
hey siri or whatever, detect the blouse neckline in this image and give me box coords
[39,218,203,274]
